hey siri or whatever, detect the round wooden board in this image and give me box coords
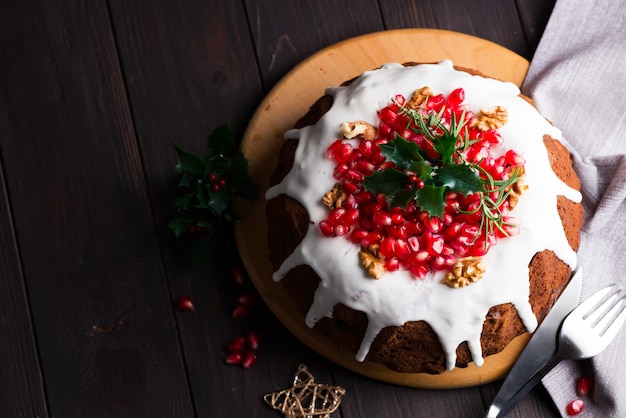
[233,29,530,388]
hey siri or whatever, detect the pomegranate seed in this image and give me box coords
[424,94,445,111]
[576,376,593,396]
[447,87,465,106]
[241,350,258,368]
[227,336,246,353]
[379,107,399,124]
[319,220,335,237]
[566,399,584,416]
[342,180,361,194]
[343,208,360,225]
[361,231,382,247]
[407,236,420,252]
[395,239,410,259]
[505,149,525,166]
[334,224,348,236]
[358,140,373,158]
[245,331,260,350]
[229,265,246,286]
[373,211,392,226]
[349,227,368,243]
[237,293,257,308]
[379,237,396,257]
[327,208,346,226]
[483,130,503,145]
[345,169,364,182]
[388,224,408,239]
[384,257,399,271]
[394,94,406,105]
[409,263,429,279]
[333,162,349,179]
[176,295,195,312]
[232,304,249,319]
[425,233,444,255]
[225,352,243,365]
[355,160,375,176]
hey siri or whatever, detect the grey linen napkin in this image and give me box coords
[522,0,626,416]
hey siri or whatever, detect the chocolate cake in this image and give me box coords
[265,61,583,374]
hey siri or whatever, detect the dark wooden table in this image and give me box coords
[1,1,563,417]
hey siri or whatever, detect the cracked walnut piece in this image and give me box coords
[359,245,386,280]
[322,183,347,209]
[341,121,376,141]
[471,105,509,131]
[442,257,486,288]
[407,86,433,109]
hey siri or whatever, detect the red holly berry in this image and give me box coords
[237,292,257,308]
[176,295,195,312]
[566,399,584,415]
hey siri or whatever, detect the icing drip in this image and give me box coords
[266,61,582,370]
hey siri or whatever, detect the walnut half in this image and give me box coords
[471,105,508,131]
[359,245,386,280]
[442,257,486,288]
[341,121,376,141]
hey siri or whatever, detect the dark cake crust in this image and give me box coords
[266,63,583,374]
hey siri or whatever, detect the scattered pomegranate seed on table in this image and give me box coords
[566,399,584,416]
[576,375,593,396]
[175,295,195,311]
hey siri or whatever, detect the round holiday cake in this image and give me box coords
[265,60,583,374]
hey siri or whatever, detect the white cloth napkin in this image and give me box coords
[522,0,626,416]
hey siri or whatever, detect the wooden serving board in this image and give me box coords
[233,28,530,388]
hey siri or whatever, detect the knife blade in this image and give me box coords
[484,268,583,418]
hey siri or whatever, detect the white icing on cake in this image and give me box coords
[266,61,582,370]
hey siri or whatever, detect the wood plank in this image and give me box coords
[515,0,557,57]
[379,0,532,60]
[105,0,298,416]
[0,167,48,416]
[0,0,194,416]
[245,0,385,89]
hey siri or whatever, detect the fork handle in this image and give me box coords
[486,354,563,418]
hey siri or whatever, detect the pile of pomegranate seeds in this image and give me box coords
[320,88,525,279]
[224,264,261,368]
[225,331,260,368]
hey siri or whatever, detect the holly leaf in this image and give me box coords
[167,217,196,238]
[380,135,425,169]
[409,160,434,182]
[363,169,409,197]
[207,124,236,155]
[415,184,447,219]
[390,188,418,209]
[437,163,483,196]
[433,133,458,164]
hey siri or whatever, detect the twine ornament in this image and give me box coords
[264,364,345,418]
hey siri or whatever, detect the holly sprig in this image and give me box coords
[168,125,257,267]
[363,101,522,238]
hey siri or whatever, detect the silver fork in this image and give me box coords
[485,285,626,418]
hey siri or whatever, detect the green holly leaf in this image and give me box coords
[409,160,434,182]
[363,169,409,197]
[380,134,425,169]
[415,184,447,219]
[173,143,205,176]
[433,133,458,164]
[390,188,418,208]
[207,124,236,155]
[437,164,483,195]
[167,217,195,238]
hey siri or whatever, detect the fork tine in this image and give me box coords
[599,295,626,339]
[576,285,615,320]
[588,289,622,327]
